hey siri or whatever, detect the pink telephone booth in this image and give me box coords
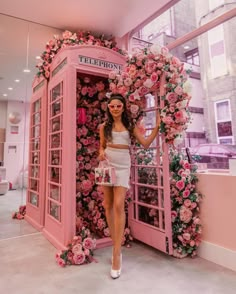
[42,45,126,249]
[25,76,48,230]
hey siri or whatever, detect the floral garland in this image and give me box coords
[36,30,127,79]
[12,205,26,220]
[170,151,202,258]
[108,44,192,146]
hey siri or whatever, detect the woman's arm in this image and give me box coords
[99,123,106,160]
[133,112,160,149]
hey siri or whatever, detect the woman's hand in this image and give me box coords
[98,149,106,161]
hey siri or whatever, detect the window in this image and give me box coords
[185,49,200,66]
[208,25,227,78]
[209,0,224,10]
[214,100,233,144]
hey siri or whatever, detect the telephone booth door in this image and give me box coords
[43,45,126,249]
[129,93,173,255]
[25,77,47,230]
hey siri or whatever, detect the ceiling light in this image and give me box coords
[8,87,13,90]
[3,94,7,97]
[184,45,190,49]
[36,56,41,59]
[23,69,31,73]
[15,79,20,82]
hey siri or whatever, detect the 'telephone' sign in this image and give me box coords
[78,55,122,72]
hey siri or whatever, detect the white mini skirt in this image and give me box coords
[105,147,131,189]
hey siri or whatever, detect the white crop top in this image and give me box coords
[110,131,131,146]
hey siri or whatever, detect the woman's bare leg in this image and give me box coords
[102,186,114,241]
[112,186,127,270]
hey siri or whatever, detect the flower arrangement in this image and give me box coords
[56,227,96,267]
[12,205,26,220]
[36,30,127,79]
[108,43,192,146]
[75,75,132,242]
[169,151,202,258]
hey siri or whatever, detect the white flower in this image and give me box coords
[133,89,141,100]
[150,44,162,56]
[183,80,192,94]
[143,79,154,88]
[173,136,184,147]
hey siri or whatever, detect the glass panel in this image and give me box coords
[51,83,62,101]
[33,112,41,125]
[49,167,61,183]
[29,179,39,192]
[32,139,40,151]
[49,150,61,166]
[32,125,40,138]
[138,186,159,206]
[49,201,61,221]
[52,99,62,116]
[138,205,160,228]
[33,100,41,112]
[31,165,39,178]
[29,192,38,207]
[31,151,40,164]
[50,133,61,148]
[49,184,60,201]
[51,117,62,133]
[138,166,157,185]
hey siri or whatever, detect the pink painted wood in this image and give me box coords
[25,76,47,230]
[129,73,173,255]
[42,45,126,250]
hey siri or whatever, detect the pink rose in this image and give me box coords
[73,253,86,265]
[166,92,178,103]
[130,104,139,114]
[184,199,192,207]
[83,237,95,250]
[176,180,185,190]
[190,240,195,247]
[174,85,183,95]
[72,244,83,255]
[179,206,193,223]
[183,189,190,198]
[57,258,66,267]
[183,233,191,241]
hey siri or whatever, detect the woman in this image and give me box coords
[99,93,160,279]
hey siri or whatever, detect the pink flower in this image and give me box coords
[72,244,83,255]
[83,237,95,250]
[81,180,92,192]
[176,180,185,190]
[183,233,191,241]
[184,199,192,207]
[166,92,178,103]
[174,85,183,95]
[57,258,66,267]
[73,253,86,265]
[183,189,190,198]
[130,104,139,114]
[179,206,193,223]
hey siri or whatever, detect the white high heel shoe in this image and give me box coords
[110,254,122,279]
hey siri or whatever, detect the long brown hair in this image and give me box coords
[104,94,134,141]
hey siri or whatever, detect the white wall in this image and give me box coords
[4,101,30,188]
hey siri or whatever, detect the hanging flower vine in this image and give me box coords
[108,43,192,146]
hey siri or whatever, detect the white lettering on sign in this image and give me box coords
[79,55,122,72]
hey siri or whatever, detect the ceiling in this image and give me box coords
[0,0,177,102]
